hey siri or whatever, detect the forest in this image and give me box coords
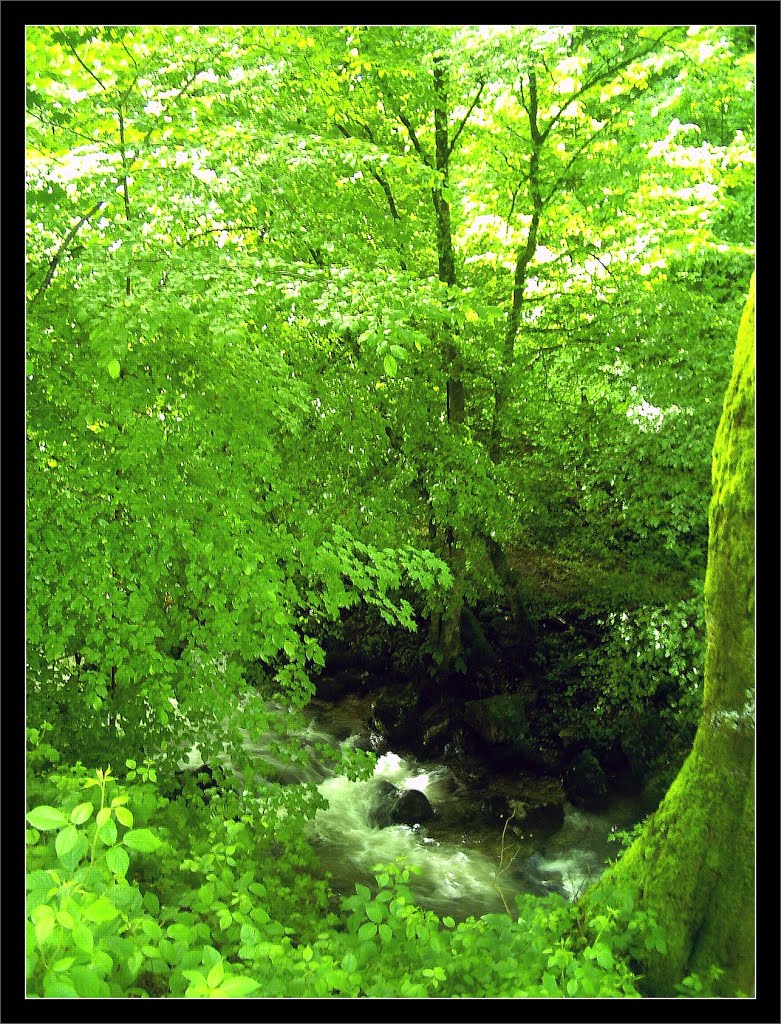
[25,23,755,1002]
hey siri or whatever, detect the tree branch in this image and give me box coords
[31,200,107,303]
[447,80,484,157]
[61,37,109,92]
[538,29,677,145]
[368,167,401,221]
[176,224,268,247]
[395,109,432,167]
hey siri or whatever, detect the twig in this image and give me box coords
[494,810,521,920]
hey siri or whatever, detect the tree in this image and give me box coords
[583,274,755,997]
[25,23,754,776]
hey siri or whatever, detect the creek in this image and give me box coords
[206,692,648,923]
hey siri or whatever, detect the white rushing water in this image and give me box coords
[311,751,523,919]
[181,699,644,920]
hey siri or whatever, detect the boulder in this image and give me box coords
[463,694,554,771]
[315,668,367,701]
[369,783,435,828]
[521,852,569,899]
[564,749,609,810]
[370,685,422,748]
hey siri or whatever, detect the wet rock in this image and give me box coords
[466,771,566,836]
[418,703,454,757]
[516,800,566,833]
[564,749,610,810]
[166,763,219,801]
[369,783,435,828]
[460,606,499,676]
[370,685,422,748]
[464,694,527,744]
[315,668,368,701]
[463,694,554,771]
[521,852,568,899]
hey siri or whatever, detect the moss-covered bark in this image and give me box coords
[583,275,755,997]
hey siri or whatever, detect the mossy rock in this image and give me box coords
[463,694,553,771]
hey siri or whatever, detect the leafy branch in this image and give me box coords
[30,200,108,303]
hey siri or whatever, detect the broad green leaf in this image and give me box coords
[95,806,111,829]
[383,354,397,377]
[105,845,130,878]
[115,805,133,828]
[123,828,161,852]
[55,825,80,860]
[595,944,614,969]
[31,904,55,945]
[70,802,94,825]
[365,902,384,923]
[72,923,94,954]
[218,976,261,997]
[107,359,121,379]
[207,960,225,988]
[84,897,120,923]
[26,806,67,831]
[98,817,118,846]
[43,973,79,998]
[127,949,143,977]
[71,965,111,998]
[358,922,377,941]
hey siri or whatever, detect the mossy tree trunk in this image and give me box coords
[583,274,755,997]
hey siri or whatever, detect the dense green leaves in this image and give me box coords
[26,22,753,1000]
[26,760,661,998]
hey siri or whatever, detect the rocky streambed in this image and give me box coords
[304,691,649,920]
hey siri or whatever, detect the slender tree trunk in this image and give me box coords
[427,52,466,674]
[583,274,755,997]
[490,69,543,465]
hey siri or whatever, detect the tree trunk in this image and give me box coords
[428,52,464,674]
[583,274,755,996]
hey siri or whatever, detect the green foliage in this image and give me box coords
[25,22,754,999]
[675,966,726,998]
[533,595,705,773]
[28,755,671,998]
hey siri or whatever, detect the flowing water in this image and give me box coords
[191,695,646,922]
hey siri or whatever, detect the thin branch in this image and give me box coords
[395,108,432,167]
[30,200,107,303]
[539,29,677,146]
[505,181,522,232]
[352,116,377,145]
[334,121,405,260]
[176,224,268,247]
[447,80,485,157]
[28,109,100,147]
[62,37,108,92]
[494,811,521,920]
[118,37,138,68]
[368,167,401,221]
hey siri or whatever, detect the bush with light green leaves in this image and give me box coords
[27,751,674,998]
